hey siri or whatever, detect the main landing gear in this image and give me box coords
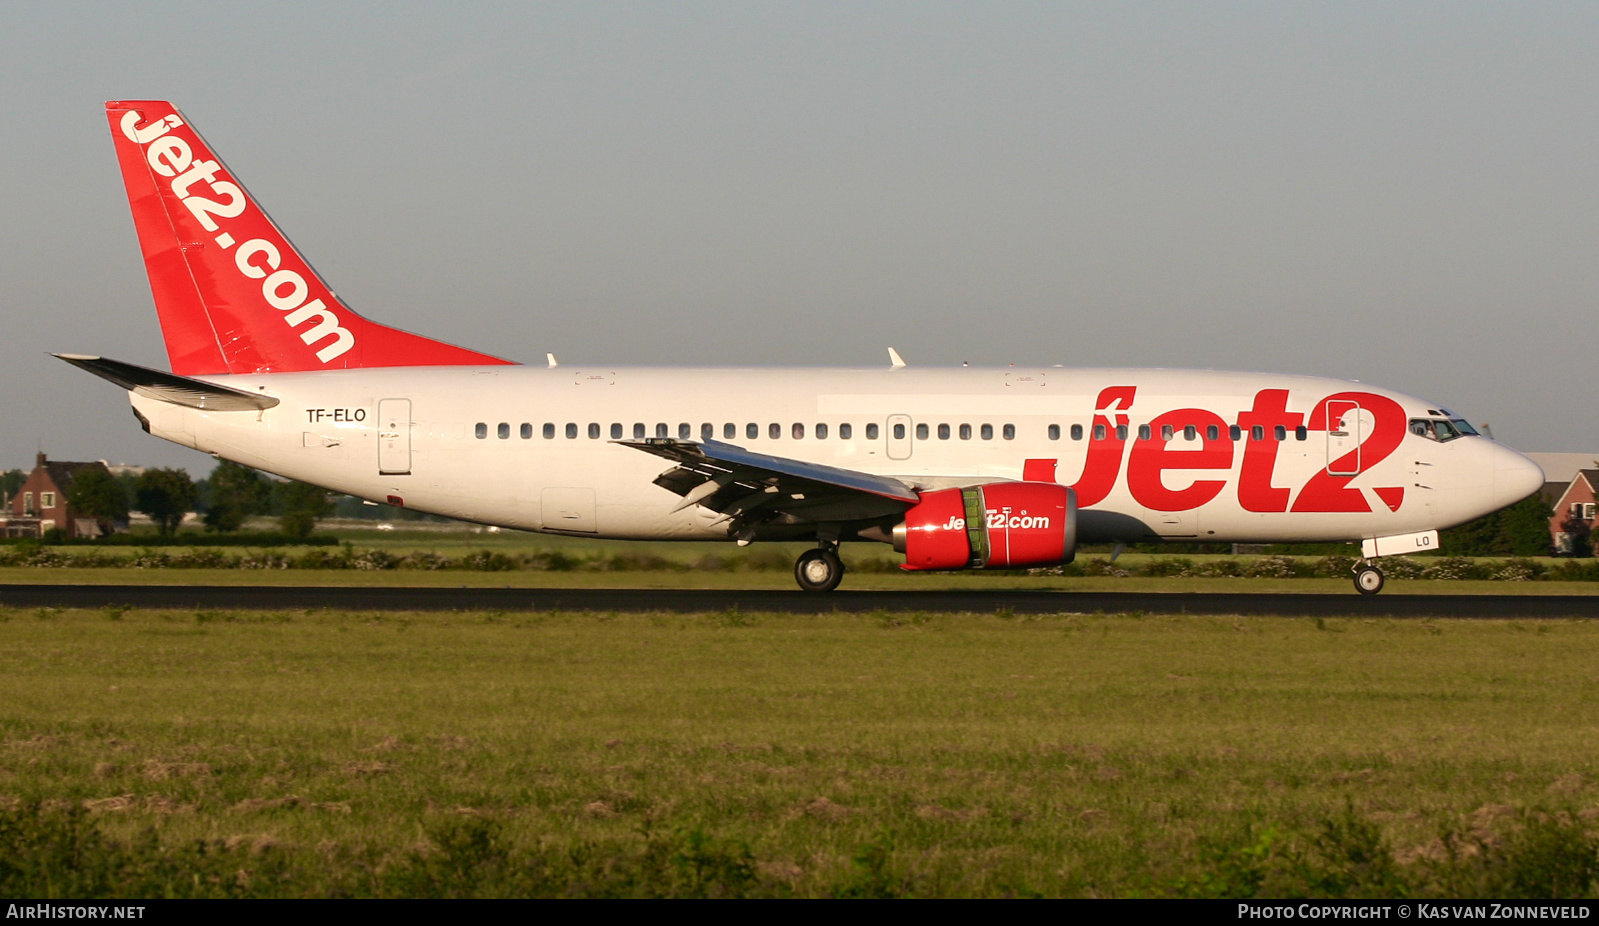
[1353,561,1385,596]
[795,544,845,593]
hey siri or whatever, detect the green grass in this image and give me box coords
[2,608,1597,897]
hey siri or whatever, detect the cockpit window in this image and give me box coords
[1409,418,1478,443]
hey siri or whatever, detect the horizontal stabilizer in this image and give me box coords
[53,354,279,411]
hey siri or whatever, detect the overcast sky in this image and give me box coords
[2,1,1595,473]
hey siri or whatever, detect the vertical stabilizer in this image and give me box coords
[106,101,516,375]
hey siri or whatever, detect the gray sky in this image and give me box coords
[2,1,1595,474]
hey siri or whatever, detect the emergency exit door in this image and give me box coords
[378,398,412,475]
[1325,399,1363,477]
[886,414,913,461]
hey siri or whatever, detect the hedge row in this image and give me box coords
[1042,554,1599,581]
[0,546,813,573]
[0,534,340,548]
[2,545,1599,580]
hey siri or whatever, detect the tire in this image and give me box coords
[1354,564,1385,596]
[795,548,845,593]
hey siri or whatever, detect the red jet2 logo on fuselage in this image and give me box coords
[1060,386,1407,514]
[119,111,355,364]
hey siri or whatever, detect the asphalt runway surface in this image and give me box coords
[3,584,1598,617]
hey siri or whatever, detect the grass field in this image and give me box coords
[3,607,1597,897]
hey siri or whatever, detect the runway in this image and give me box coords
[3,584,1598,617]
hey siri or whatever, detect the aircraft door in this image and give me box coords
[886,415,913,461]
[378,398,412,475]
[1326,399,1363,476]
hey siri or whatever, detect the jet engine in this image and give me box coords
[893,483,1077,570]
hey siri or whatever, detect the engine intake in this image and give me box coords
[893,482,1077,570]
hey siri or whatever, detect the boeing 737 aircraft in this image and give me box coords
[62,101,1545,594]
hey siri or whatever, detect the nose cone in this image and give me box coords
[1493,446,1546,509]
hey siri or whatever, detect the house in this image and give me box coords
[1526,453,1598,507]
[1548,469,1599,555]
[1,453,116,539]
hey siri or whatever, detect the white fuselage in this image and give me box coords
[130,364,1543,546]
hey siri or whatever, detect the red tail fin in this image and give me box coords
[106,101,515,375]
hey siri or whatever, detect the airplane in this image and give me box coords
[61,100,1546,595]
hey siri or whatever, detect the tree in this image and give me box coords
[134,468,197,536]
[276,480,334,538]
[1441,492,1553,557]
[203,461,273,532]
[1497,493,1555,556]
[0,469,24,507]
[66,466,129,535]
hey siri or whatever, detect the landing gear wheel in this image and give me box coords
[795,548,845,593]
[1354,564,1385,596]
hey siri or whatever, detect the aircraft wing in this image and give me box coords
[615,438,919,528]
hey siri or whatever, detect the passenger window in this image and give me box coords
[498,422,510,439]
[521,423,533,439]
[1229,425,1241,441]
[633,423,646,439]
[1094,424,1106,441]
[1207,425,1219,441]
[1138,425,1151,441]
[816,423,828,440]
[1116,425,1128,441]
[981,423,994,440]
[1274,425,1286,441]
[655,423,669,438]
[678,423,691,439]
[1161,425,1174,441]
[747,423,758,440]
[916,423,929,440]
[1251,425,1265,441]
[475,422,487,439]
[1296,425,1308,441]
[793,423,805,439]
[960,423,972,440]
[840,423,852,439]
[611,423,623,439]
[1002,424,1015,440]
[866,423,879,440]
[566,423,578,439]
[1184,425,1197,441]
[701,423,714,441]
[892,423,905,440]
[938,424,950,440]
[724,423,736,439]
[1048,424,1060,441]
[543,423,555,439]
[769,423,781,439]
[1071,424,1084,441]
[589,423,601,439]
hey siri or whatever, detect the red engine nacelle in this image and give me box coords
[894,482,1077,571]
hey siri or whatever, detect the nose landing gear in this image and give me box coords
[1353,561,1385,595]
[795,544,845,593]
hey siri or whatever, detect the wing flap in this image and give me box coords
[616,438,918,525]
